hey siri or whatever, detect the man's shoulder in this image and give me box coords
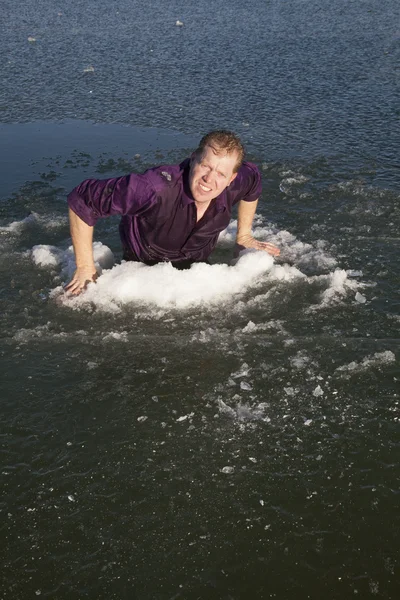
[232,161,261,191]
[236,161,261,183]
[228,161,262,202]
[140,160,188,195]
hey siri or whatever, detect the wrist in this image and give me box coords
[76,262,96,270]
[236,232,252,242]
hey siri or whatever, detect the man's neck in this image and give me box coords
[195,200,212,222]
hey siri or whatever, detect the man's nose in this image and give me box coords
[203,169,213,183]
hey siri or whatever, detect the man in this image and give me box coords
[66,130,280,295]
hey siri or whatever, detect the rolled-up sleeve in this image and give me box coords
[241,163,262,202]
[67,173,156,226]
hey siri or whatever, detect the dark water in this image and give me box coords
[1,1,399,598]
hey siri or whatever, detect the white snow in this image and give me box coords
[24,213,365,315]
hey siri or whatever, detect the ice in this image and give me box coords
[240,381,253,391]
[313,385,324,397]
[218,217,337,272]
[242,321,257,333]
[231,363,250,378]
[102,331,128,342]
[54,248,275,312]
[290,352,311,369]
[321,269,357,303]
[137,416,148,423]
[284,387,295,396]
[28,214,364,315]
[176,413,194,422]
[1,213,38,233]
[12,323,70,343]
[217,398,270,422]
[0,212,67,234]
[31,245,64,267]
[266,263,305,282]
[307,269,359,310]
[191,328,219,343]
[241,320,288,334]
[355,291,367,304]
[336,351,396,375]
[221,466,234,474]
[217,398,237,417]
[32,241,114,279]
[280,175,309,186]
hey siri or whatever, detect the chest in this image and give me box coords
[137,198,230,249]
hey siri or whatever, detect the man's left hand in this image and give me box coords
[236,234,280,257]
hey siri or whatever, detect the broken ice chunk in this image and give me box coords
[221,466,234,474]
[240,381,253,391]
[176,412,194,422]
[355,292,366,304]
[231,363,250,378]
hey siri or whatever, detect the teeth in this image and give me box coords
[199,183,211,192]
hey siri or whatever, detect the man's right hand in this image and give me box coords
[64,266,98,296]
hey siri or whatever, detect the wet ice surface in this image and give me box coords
[2,146,399,600]
[28,220,360,314]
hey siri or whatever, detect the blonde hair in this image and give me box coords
[195,130,245,172]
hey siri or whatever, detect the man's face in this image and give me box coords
[189,144,239,204]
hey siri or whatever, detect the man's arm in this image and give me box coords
[64,208,97,295]
[64,173,156,295]
[236,199,280,256]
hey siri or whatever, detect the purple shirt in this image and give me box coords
[67,158,261,263]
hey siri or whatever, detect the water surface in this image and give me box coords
[1,1,399,598]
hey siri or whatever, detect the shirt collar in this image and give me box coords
[180,158,228,212]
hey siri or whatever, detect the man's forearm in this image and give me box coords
[236,199,258,243]
[69,207,95,268]
[235,198,280,257]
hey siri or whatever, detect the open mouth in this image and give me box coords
[199,182,212,193]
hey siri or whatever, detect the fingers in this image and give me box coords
[64,278,85,296]
[255,241,281,256]
[236,236,281,257]
[64,273,97,296]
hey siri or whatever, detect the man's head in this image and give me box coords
[189,130,245,204]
